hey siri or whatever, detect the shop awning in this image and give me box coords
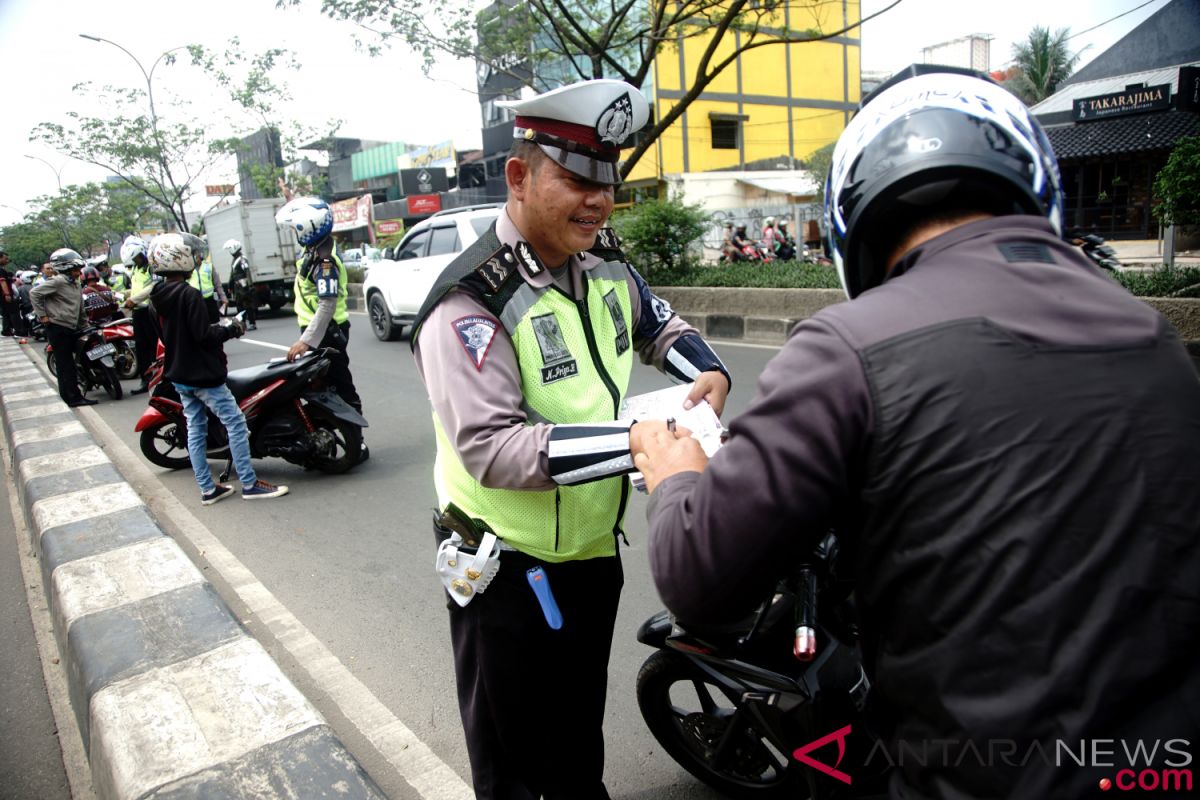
[737,174,819,197]
[1046,111,1200,160]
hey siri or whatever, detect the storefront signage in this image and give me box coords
[331,195,375,233]
[407,194,442,216]
[401,167,449,196]
[1073,83,1170,122]
[205,184,235,196]
[375,219,404,236]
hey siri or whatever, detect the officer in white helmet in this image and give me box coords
[409,79,731,799]
[120,235,159,394]
[275,196,367,461]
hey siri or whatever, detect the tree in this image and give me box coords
[1005,26,1080,106]
[0,181,151,265]
[31,39,321,231]
[1153,135,1200,229]
[277,0,906,178]
[610,194,710,278]
[804,142,835,197]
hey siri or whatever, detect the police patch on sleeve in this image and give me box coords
[453,315,499,371]
[315,259,338,298]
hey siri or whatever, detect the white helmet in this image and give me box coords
[110,264,128,275]
[276,197,333,246]
[764,216,775,226]
[148,233,196,274]
[222,238,242,255]
[120,235,148,266]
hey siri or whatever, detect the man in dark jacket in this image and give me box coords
[31,249,93,407]
[635,66,1200,799]
[148,233,288,505]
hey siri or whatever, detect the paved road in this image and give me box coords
[67,310,779,800]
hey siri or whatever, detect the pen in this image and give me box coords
[666,417,676,435]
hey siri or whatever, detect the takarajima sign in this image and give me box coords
[1073,84,1171,122]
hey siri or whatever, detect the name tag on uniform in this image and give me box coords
[316,259,338,298]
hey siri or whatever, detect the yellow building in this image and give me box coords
[624,0,861,187]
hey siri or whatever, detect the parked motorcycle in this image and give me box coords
[134,345,367,475]
[636,533,882,799]
[44,326,123,400]
[98,317,139,381]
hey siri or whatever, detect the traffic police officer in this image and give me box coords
[411,79,731,799]
[277,197,367,461]
[186,236,228,322]
[120,235,158,394]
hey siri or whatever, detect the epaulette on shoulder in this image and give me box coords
[410,225,512,347]
[587,227,627,262]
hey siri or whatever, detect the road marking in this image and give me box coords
[238,338,290,352]
[73,401,473,800]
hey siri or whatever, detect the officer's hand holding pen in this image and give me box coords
[630,419,708,494]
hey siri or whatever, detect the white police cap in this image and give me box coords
[498,79,650,186]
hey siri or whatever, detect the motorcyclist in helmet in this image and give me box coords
[31,248,94,406]
[276,197,367,462]
[80,265,121,324]
[635,65,1200,799]
[120,235,158,394]
[729,222,752,260]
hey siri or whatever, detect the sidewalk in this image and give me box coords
[1107,238,1200,267]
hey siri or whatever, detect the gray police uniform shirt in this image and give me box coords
[414,207,702,491]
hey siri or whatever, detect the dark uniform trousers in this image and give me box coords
[314,320,362,414]
[439,525,623,800]
[46,323,84,403]
[131,306,158,387]
[203,297,220,324]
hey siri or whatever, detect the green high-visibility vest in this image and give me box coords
[294,247,349,327]
[188,259,216,298]
[432,257,635,563]
[130,265,154,309]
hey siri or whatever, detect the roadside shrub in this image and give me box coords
[1111,265,1200,298]
[610,195,709,280]
[345,265,366,283]
[653,259,843,289]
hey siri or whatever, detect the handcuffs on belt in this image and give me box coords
[435,503,503,607]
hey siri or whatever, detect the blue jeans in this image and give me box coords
[175,383,256,494]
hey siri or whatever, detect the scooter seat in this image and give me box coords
[225,359,307,399]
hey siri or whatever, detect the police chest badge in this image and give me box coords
[602,289,629,356]
[596,93,635,147]
[531,313,578,384]
[453,315,499,371]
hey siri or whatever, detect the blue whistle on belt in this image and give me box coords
[526,566,563,630]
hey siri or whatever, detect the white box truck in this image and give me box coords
[202,198,298,312]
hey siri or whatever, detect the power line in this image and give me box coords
[1067,0,1160,41]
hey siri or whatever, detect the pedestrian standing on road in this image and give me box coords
[30,249,93,407]
[185,235,228,323]
[121,236,158,395]
[148,233,288,505]
[410,78,732,800]
[634,66,1200,799]
[224,238,257,330]
[0,246,19,336]
[277,197,368,462]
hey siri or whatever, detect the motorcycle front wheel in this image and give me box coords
[637,650,803,799]
[139,420,192,469]
[99,363,122,400]
[308,414,363,474]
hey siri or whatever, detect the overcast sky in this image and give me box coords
[0,0,1173,227]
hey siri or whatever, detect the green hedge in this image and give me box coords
[654,260,1200,298]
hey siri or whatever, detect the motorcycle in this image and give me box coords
[1073,232,1123,272]
[134,341,367,476]
[636,533,883,799]
[44,326,123,400]
[98,317,139,381]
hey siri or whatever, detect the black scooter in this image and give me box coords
[636,534,885,799]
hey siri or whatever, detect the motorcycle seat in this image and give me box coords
[225,359,307,398]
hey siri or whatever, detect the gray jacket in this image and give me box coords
[31,275,87,329]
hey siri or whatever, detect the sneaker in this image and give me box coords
[201,484,235,505]
[242,480,289,500]
[247,324,257,331]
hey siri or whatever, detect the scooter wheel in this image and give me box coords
[139,420,192,469]
[309,415,363,474]
[636,650,801,798]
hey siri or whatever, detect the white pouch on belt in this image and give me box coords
[436,531,501,607]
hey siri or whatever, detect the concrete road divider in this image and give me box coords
[0,338,385,800]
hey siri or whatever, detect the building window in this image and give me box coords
[709,113,747,150]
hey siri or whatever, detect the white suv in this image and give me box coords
[363,204,502,341]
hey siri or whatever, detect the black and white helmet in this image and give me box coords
[824,65,1064,299]
[49,248,86,271]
